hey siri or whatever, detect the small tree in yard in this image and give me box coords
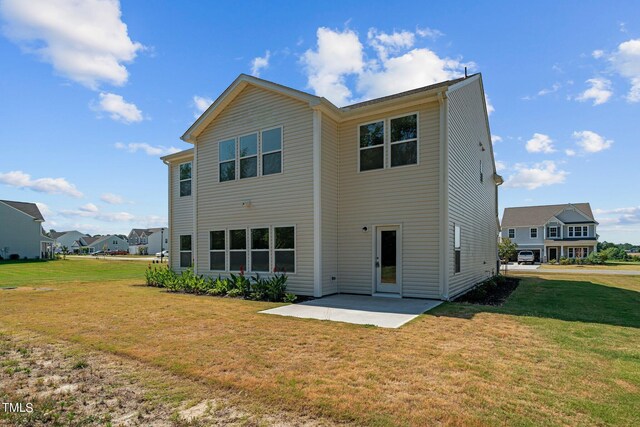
[499,237,518,274]
[61,246,69,260]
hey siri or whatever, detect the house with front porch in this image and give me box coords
[501,203,598,262]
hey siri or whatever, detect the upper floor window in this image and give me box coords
[358,114,418,172]
[390,114,418,167]
[218,126,283,182]
[508,229,515,239]
[530,228,537,238]
[568,226,589,237]
[548,227,558,238]
[179,162,192,197]
[359,121,384,171]
[219,139,236,182]
[239,133,258,179]
[262,127,283,175]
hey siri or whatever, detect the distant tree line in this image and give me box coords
[597,241,640,261]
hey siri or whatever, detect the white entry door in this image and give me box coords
[375,226,401,294]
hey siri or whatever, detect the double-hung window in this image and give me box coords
[179,162,192,197]
[229,229,246,271]
[508,229,515,239]
[530,228,538,238]
[251,228,270,272]
[179,235,192,268]
[274,226,295,273]
[262,127,282,175]
[239,133,258,179]
[359,121,384,171]
[219,139,236,182]
[548,227,558,238]
[209,231,225,271]
[390,114,418,167]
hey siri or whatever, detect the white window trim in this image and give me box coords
[508,229,515,239]
[388,112,420,169]
[530,228,538,238]
[179,234,192,268]
[238,132,259,180]
[250,226,270,273]
[179,161,192,197]
[261,125,284,177]
[209,229,226,272]
[454,224,461,274]
[273,225,297,274]
[357,112,420,173]
[548,226,558,238]
[218,138,237,183]
[228,228,248,273]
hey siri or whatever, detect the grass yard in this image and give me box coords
[1,260,639,426]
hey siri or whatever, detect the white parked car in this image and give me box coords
[517,251,535,264]
[155,250,169,257]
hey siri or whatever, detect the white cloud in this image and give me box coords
[35,202,53,217]
[576,78,612,105]
[192,95,212,118]
[302,27,364,106]
[415,26,443,40]
[100,193,124,204]
[565,149,576,156]
[537,82,561,96]
[79,203,98,213]
[503,161,568,190]
[93,92,143,123]
[594,206,640,226]
[592,49,604,59]
[114,142,180,156]
[610,38,640,102]
[0,170,82,197]
[525,133,555,153]
[301,27,469,106]
[0,0,143,89]
[491,135,503,144]
[572,130,613,153]
[250,50,270,77]
[495,160,507,172]
[485,94,494,115]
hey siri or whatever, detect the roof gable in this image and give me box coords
[0,199,45,221]
[502,203,595,227]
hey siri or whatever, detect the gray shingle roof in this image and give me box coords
[501,203,595,227]
[0,199,45,221]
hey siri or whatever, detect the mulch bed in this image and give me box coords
[454,276,520,306]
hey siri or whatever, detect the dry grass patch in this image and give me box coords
[1,260,639,426]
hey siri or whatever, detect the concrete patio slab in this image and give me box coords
[260,294,442,328]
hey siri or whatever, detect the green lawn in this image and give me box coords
[541,261,640,271]
[0,260,638,426]
[0,258,149,287]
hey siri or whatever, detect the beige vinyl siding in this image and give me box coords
[194,86,315,295]
[337,102,442,298]
[446,78,499,297]
[321,114,339,295]
[169,159,194,271]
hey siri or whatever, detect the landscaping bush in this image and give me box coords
[559,257,570,265]
[585,252,605,265]
[9,254,19,260]
[145,265,294,303]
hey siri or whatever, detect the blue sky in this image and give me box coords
[0,0,639,243]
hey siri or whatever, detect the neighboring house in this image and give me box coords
[72,235,129,253]
[501,203,598,262]
[127,227,169,254]
[162,73,502,300]
[0,199,53,259]
[50,230,87,253]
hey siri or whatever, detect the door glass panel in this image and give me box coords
[380,230,397,284]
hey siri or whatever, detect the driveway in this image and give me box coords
[261,294,442,328]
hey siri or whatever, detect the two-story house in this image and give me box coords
[127,227,169,255]
[0,199,53,259]
[162,73,502,300]
[501,203,598,262]
[50,230,87,253]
